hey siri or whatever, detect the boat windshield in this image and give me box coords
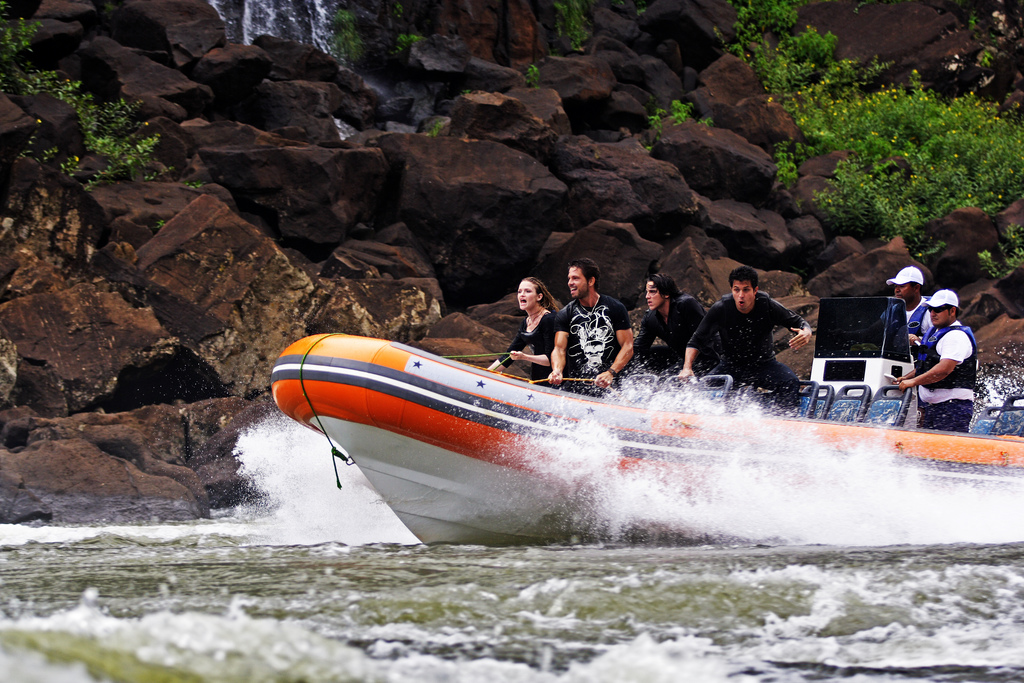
[815,297,912,361]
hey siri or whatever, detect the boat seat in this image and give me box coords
[826,384,872,423]
[863,385,912,427]
[798,381,819,418]
[812,384,835,419]
[696,374,733,400]
[970,406,1002,435]
[993,395,1024,436]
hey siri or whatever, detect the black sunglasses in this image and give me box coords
[931,305,954,313]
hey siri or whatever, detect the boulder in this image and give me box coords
[10,93,85,171]
[461,56,527,92]
[506,87,572,135]
[132,194,319,397]
[532,220,662,309]
[446,91,559,162]
[407,34,472,74]
[307,277,445,342]
[109,0,226,70]
[436,0,545,69]
[638,0,737,70]
[995,264,1024,317]
[593,7,642,45]
[231,79,348,145]
[974,313,1024,373]
[651,120,777,205]
[994,198,1024,238]
[252,34,339,82]
[426,312,509,352]
[321,239,435,281]
[787,215,827,261]
[34,0,97,26]
[77,36,214,121]
[187,397,274,508]
[797,1,980,96]
[333,67,378,130]
[0,94,40,181]
[1,158,106,275]
[190,43,273,108]
[707,96,805,154]
[0,439,203,523]
[536,55,617,107]
[806,237,929,298]
[24,18,83,70]
[702,200,800,270]
[657,236,719,306]
[192,144,389,247]
[550,135,701,240]
[0,283,178,415]
[923,207,1000,288]
[89,181,229,249]
[374,133,567,306]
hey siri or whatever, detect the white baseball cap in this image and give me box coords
[925,289,959,309]
[886,266,925,286]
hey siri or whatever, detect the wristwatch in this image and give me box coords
[608,367,618,377]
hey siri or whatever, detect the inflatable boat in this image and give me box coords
[271,301,1024,544]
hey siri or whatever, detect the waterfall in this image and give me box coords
[205,0,341,54]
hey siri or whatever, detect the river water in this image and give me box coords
[4,413,1024,682]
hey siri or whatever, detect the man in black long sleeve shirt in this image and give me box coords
[634,274,719,376]
[681,265,812,411]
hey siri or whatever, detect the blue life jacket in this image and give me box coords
[915,324,977,391]
[906,296,930,337]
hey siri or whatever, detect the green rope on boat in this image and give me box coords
[298,334,354,489]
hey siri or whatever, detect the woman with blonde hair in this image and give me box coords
[488,277,558,384]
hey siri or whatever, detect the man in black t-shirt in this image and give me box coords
[549,258,633,395]
[681,265,812,411]
[634,273,719,376]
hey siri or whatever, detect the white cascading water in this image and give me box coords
[205,0,340,53]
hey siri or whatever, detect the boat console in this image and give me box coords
[811,297,915,395]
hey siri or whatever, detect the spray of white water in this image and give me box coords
[233,414,419,546]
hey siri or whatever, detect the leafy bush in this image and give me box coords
[525,64,540,88]
[330,9,363,64]
[1,1,159,186]
[391,33,423,55]
[554,0,593,51]
[980,224,1024,278]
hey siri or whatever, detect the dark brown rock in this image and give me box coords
[426,312,509,352]
[537,55,617,106]
[0,438,203,522]
[0,283,178,415]
[232,79,350,145]
[436,0,545,69]
[187,397,273,508]
[995,264,1024,316]
[657,236,719,307]
[461,56,527,92]
[532,220,662,309]
[374,133,567,307]
[24,18,83,70]
[652,120,777,204]
[194,144,388,247]
[78,36,214,120]
[506,87,572,135]
[11,93,85,171]
[0,94,39,182]
[638,0,737,71]
[333,67,378,130]
[308,277,445,341]
[190,43,273,108]
[322,239,435,281]
[252,34,339,82]
[975,313,1024,372]
[923,207,1000,288]
[702,200,800,270]
[551,135,701,240]
[110,0,226,70]
[447,91,559,162]
[134,194,318,396]
[89,181,229,248]
[806,237,929,298]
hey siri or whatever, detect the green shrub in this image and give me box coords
[670,99,693,125]
[554,0,593,51]
[330,8,363,64]
[391,33,423,55]
[980,224,1024,278]
[525,63,540,88]
[0,0,37,94]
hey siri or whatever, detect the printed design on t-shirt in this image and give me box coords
[568,304,615,374]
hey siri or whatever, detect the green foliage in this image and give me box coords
[525,63,540,88]
[391,33,423,55]
[790,76,1024,245]
[670,99,693,125]
[426,119,445,138]
[392,2,404,18]
[980,224,1024,278]
[635,0,647,13]
[774,146,800,187]
[330,8,363,64]
[2,1,159,186]
[554,0,594,51]
[182,179,204,188]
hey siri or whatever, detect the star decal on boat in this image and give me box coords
[413,361,422,368]
[587,407,595,414]
[526,394,534,401]
[477,380,486,388]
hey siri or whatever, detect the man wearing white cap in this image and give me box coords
[895,289,977,432]
[886,265,932,343]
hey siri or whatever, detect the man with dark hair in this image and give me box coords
[896,289,976,432]
[680,265,812,411]
[549,258,633,394]
[634,273,719,376]
[887,265,932,343]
